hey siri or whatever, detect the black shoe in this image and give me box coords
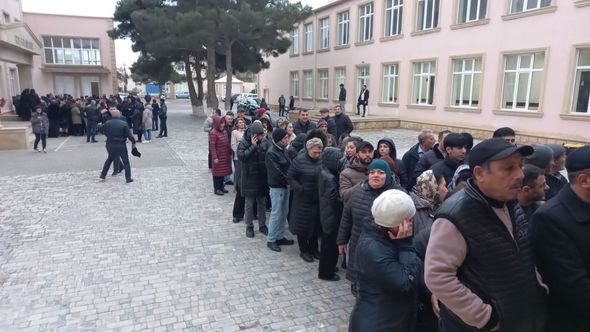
[311,251,320,260]
[91,140,98,143]
[276,238,294,245]
[99,176,106,182]
[246,227,254,238]
[163,135,168,137]
[214,189,224,196]
[319,274,341,282]
[232,217,240,223]
[335,267,339,273]
[267,242,281,252]
[156,135,163,138]
[259,225,268,235]
[300,252,313,263]
[126,178,134,183]
[221,188,229,193]
[225,180,234,186]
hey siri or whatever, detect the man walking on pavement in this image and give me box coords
[532,146,590,332]
[99,107,137,183]
[356,85,369,117]
[338,83,347,114]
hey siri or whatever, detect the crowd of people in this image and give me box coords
[13,89,169,152]
[206,104,590,332]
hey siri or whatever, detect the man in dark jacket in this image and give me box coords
[532,146,590,332]
[82,100,100,143]
[402,129,436,191]
[426,139,547,332]
[292,109,316,135]
[340,141,373,204]
[99,107,136,183]
[545,143,568,200]
[356,85,369,117]
[238,121,271,238]
[430,133,467,186]
[157,98,168,138]
[265,128,294,252]
[413,130,451,185]
[332,104,353,142]
[338,83,346,113]
[517,164,548,221]
[319,108,337,138]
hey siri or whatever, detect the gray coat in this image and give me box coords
[31,112,49,134]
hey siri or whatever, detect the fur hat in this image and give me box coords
[371,189,416,228]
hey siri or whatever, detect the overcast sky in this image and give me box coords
[22,0,332,69]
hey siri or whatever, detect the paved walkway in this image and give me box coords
[0,101,422,332]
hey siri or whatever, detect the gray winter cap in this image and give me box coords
[524,145,553,169]
[250,121,264,135]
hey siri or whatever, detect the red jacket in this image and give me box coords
[209,116,233,176]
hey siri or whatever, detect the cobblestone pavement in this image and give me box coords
[0,102,422,332]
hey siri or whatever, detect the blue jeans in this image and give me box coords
[267,187,290,242]
[144,129,151,141]
[86,122,97,142]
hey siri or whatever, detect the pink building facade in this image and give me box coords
[23,12,117,98]
[258,0,590,143]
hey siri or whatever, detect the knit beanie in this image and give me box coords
[306,137,323,150]
[524,144,553,170]
[250,121,264,135]
[371,189,416,228]
[368,159,393,186]
[272,127,288,143]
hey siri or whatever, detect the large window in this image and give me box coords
[291,28,299,55]
[290,71,299,97]
[359,3,374,42]
[335,67,346,98]
[511,0,551,13]
[412,61,436,105]
[385,0,403,37]
[337,11,350,46]
[451,57,482,107]
[382,64,399,103]
[303,70,314,98]
[571,49,590,114]
[501,52,545,111]
[304,23,313,53]
[319,18,330,50]
[43,36,101,65]
[318,70,329,99]
[357,66,370,98]
[8,68,18,97]
[416,0,439,31]
[458,0,487,23]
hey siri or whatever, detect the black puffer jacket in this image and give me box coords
[265,141,290,188]
[237,128,271,197]
[337,180,395,283]
[413,144,445,180]
[349,223,421,332]
[288,152,322,238]
[430,156,462,186]
[318,147,344,236]
[286,133,306,161]
[374,138,409,189]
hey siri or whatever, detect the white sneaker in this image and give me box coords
[42,149,47,153]
[34,148,40,152]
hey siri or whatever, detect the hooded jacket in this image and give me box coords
[209,116,233,177]
[374,138,408,189]
[287,151,322,238]
[339,157,369,204]
[237,127,271,197]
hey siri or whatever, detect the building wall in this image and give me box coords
[23,12,116,97]
[258,0,590,142]
[0,0,23,23]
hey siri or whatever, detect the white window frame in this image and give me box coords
[451,57,482,107]
[382,64,399,103]
[42,36,101,66]
[412,61,436,105]
[357,66,370,98]
[359,3,374,42]
[571,48,590,114]
[290,71,299,98]
[291,28,299,55]
[334,67,346,99]
[501,52,545,111]
[416,0,439,31]
[318,69,329,99]
[304,23,313,53]
[458,0,487,23]
[337,11,350,46]
[319,17,330,50]
[385,0,404,37]
[510,0,552,14]
[303,70,314,98]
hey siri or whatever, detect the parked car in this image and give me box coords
[236,97,259,116]
[118,92,129,99]
[175,91,190,99]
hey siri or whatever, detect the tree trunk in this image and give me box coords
[224,40,233,111]
[206,43,218,111]
[184,56,205,117]
[194,62,205,116]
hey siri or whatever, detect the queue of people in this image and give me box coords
[207,105,590,332]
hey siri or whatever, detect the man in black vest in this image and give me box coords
[532,146,590,332]
[356,85,369,117]
[425,138,547,332]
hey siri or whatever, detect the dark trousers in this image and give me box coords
[318,232,339,279]
[233,187,245,219]
[152,116,158,130]
[86,122,97,142]
[297,235,319,255]
[72,124,82,136]
[136,130,143,143]
[213,176,224,191]
[34,133,47,150]
[113,157,123,175]
[159,117,167,136]
[100,143,131,180]
[279,105,285,116]
[356,101,367,116]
